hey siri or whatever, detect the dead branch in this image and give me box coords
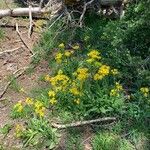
[0,7,44,18]
[79,0,95,27]
[0,46,24,56]
[28,5,33,38]
[0,67,28,99]
[16,23,33,55]
[52,117,116,129]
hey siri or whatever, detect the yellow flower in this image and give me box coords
[58,69,63,75]
[140,87,149,97]
[25,97,33,105]
[50,97,57,105]
[64,51,72,57]
[55,52,63,63]
[127,95,131,100]
[140,87,149,93]
[45,75,51,81]
[58,43,65,49]
[70,87,80,95]
[74,99,80,105]
[14,101,23,113]
[72,44,80,50]
[34,101,43,109]
[98,65,110,76]
[110,89,119,97]
[48,90,56,97]
[143,93,148,97]
[76,68,89,81]
[115,82,123,91]
[35,107,45,117]
[94,73,103,80]
[55,86,63,92]
[111,69,119,75]
[87,50,101,60]
[15,124,24,138]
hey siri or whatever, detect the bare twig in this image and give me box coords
[52,117,116,129]
[4,0,12,11]
[16,23,34,55]
[28,5,33,38]
[39,0,44,8]
[0,67,28,99]
[0,46,24,56]
[48,13,64,29]
[79,0,95,27]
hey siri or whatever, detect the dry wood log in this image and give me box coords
[52,117,116,129]
[0,0,123,18]
[0,7,45,18]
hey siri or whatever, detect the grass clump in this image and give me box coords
[92,132,134,150]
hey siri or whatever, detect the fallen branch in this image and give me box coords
[0,7,44,18]
[0,46,24,56]
[16,23,34,55]
[52,117,116,129]
[79,0,95,27]
[0,67,28,99]
[28,5,33,38]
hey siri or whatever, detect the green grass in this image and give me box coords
[92,132,134,150]
[0,1,17,9]
[66,128,84,150]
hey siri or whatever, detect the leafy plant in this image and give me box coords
[20,118,59,149]
[0,124,12,137]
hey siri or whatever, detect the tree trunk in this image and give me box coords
[0,7,46,18]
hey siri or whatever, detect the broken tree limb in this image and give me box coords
[28,5,33,38]
[0,7,45,18]
[52,117,116,129]
[0,46,24,56]
[16,23,34,55]
[0,0,124,18]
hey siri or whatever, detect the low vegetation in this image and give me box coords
[0,0,149,149]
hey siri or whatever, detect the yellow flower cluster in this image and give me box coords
[74,68,89,81]
[87,50,101,59]
[140,87,149,97]
[72,44,80,50]
[25,97,33,105]
[110,82,123,96]
[48,90,57,105]
[49,71,70,91]
[14,101,23,113]
[70,87,80,95]
[55,52,63,63]
[55,50,74,64]
[58,43,65,49]
[94,65,110,80]
[111,69,119,75]
[86,50,101,64]
[74,98,80,105]
[45,74,51,82]
[34,101,45,117]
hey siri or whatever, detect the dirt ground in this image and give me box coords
[0,10,50,150]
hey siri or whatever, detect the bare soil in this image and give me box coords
[0,15,50,148]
